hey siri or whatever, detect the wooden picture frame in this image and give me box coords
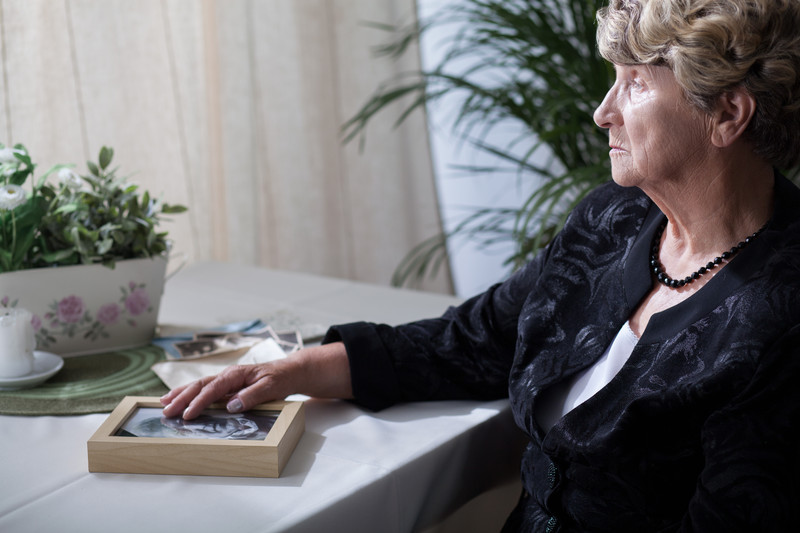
[87,396,304,478]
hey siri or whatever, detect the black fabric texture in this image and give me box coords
[325,172,800,532]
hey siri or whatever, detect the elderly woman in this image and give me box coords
[162,0,800,530]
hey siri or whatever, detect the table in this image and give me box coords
[0,262,524,533]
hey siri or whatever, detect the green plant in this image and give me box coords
[344,0,614,285]
[0,143,186,272]
[344,0,800,287]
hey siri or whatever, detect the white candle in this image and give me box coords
[0,308,36,378]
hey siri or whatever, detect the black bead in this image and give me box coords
[698,267,707,274]
[721,251,732,260]
[706,262,716,269]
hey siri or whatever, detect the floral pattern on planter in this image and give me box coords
[1,281,153,349]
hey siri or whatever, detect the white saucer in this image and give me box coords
[0,351,64,391]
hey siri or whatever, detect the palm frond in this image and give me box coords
[345,0,614,287]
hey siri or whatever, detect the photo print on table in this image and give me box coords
[114,407,280,440]
[266,326,303,354]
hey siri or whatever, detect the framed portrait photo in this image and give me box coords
[87,396,304,478]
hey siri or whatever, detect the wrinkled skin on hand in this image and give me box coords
[160,342,353,420]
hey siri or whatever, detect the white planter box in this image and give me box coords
[0,256,167,357]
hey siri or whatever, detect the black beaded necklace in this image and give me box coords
[650,219,768,289]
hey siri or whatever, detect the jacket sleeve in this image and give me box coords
[323,245,552,411]
[679,324,800,532]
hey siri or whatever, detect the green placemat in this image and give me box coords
[0,345,168,416]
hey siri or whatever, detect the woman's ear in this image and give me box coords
[711,86,757,148]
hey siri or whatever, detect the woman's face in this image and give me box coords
[593,64,712,190]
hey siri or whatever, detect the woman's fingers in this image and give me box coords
[226,364,290,413]
[159,381,193,407]
[181,366,254,419]
[161,362,289,420]
[160,377,215,418]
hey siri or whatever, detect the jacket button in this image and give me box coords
[545,515,559,533]
[547,461,558,488]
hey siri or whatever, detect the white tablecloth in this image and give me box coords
[0,262,523,532]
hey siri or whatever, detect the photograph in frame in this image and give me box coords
[88,396,305,478]
[114,407,280,440]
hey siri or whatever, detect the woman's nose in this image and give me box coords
[593,86,618,129]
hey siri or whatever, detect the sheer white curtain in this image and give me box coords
[0,0,453,293]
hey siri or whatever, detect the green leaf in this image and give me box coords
[162,204,188,214]
[95,237,114,255]
[40,249,77,264]
[8,167,33,186]
[86,161,100,176]
[54,203,80,215]
[0,248,13,272]
[98,146,114,170]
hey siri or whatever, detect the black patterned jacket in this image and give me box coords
[324,173,800,532]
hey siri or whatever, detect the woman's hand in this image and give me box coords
[160,341,353,420]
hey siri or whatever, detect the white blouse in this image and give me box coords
[536,321,639,432]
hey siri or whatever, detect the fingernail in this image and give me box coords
[227,398,243,413]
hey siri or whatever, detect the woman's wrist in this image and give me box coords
[292,342,353,399]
